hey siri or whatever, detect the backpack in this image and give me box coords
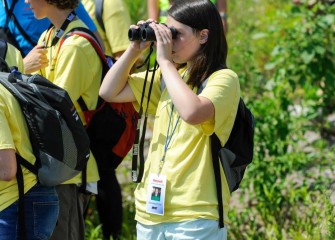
[58,26,138,240]
[0,71,91,186]
[59,27,138,170]
[213,98,255,193]
[198,80,255,228]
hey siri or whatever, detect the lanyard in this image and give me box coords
[159,104,180,172]
[43,11,76,47]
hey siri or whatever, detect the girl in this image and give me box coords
[99,0,240,239]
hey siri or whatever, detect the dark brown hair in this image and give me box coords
[45,0,78,10]
[168,0,228,88]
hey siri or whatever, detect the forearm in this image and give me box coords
[159,61,214,125]
[147,0,160,20]
[99,46,142,102]
[0,149,17,181]
[217,0,227,14]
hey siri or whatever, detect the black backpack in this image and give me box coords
[0,71,91,185]
[0,70,91,239]
[58,27,138,240]
[198,80,255,228]
[212,98,255,228]
[59,27,138,171]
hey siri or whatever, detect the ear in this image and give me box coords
[199,29,209,44]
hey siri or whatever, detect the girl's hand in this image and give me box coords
[149,22,173,65]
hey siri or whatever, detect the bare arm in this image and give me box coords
[147,0,160,21]
[0,149,17,181]
[217,0,228,34]
[100,21,152,103]
[159,61,215,125]
[151,23,215,125]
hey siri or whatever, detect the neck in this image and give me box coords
[49,9,74,29]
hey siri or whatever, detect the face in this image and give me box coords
[166,16,203,65]
[25,0,49,19]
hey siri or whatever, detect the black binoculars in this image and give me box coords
[128,22,177,42]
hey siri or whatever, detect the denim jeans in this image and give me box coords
[0,183,59,240]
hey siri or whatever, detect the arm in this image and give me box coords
[99,46,140,103]
[99,21,151,103]
[217,0,228,34]
[147,0,160,21]
[0,149,16,181]
[150,23,215,125]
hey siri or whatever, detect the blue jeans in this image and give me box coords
[0,183,59,240]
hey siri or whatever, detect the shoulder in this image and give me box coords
[209,68,239,82]
[61,22,97,52]
[104,0,126,11]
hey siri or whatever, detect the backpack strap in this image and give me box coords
[58,27,108,193]
[95,0,105,32]
[211,134,224,228]
[198,79,225,228]
[16,155,27,240]
[59,27,109,125]
[3,0,35,49]
[0,39,10,72]
[131,43,157,183]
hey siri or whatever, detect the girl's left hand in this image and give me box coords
[149,22,173,65]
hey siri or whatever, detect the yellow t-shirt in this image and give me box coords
[128,67,240,225]
[0,84,37,211]
[37,19,101,184]
[81,0,131,57]
[4,42,24,72]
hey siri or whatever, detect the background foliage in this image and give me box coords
[86,1,335,239]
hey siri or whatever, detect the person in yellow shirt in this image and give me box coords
[0,39,24,71]
[80,0,132,238]
[23,0,102,239]
[0,42,59,239]
[81,0,131,59]
[100,0,239,239]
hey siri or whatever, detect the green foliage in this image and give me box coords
[85,0,335,239]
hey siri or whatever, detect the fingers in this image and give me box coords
[149,22,172,44]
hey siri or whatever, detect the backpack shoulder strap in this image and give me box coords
[3,0,18,27]
[211,133,225,228]
[0,39,8,60]
[59,27,107,66]
[0,39,10,72]
[59,27,109,112]
[95,0,105,32]
[3,0,35,48]
[15,159,27,239]
[198,77,225,228]
[0,73,28,103]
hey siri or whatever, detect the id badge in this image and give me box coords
[146,173,166,215]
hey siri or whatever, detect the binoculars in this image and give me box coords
[128,22,177,42]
